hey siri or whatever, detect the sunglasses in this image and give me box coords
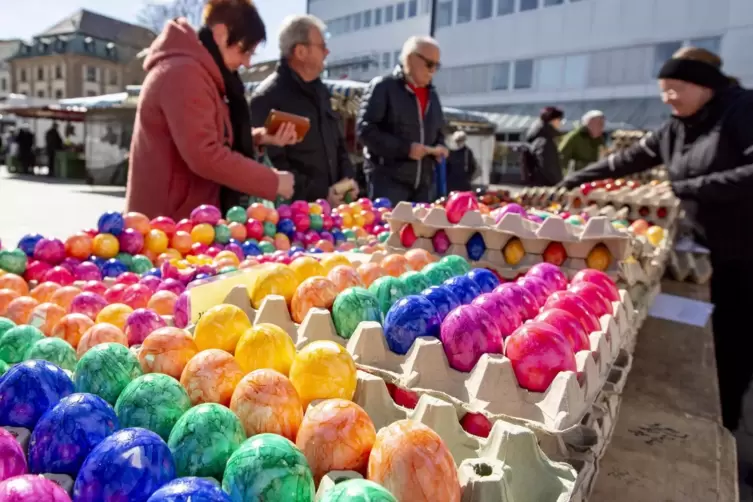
[414,53,441,71]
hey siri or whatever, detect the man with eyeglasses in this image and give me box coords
[357,35,448,204]
[250,14,357,205]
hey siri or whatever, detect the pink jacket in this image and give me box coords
[125,19,278,220]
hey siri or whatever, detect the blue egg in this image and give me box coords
[288,246,305,255]
[0,360,74,428]
[90,256,106,270]
[194,273,211,281]
[420,286,462,321]
[466,232,487,261]
[227,238,240,247]
[466,268,501,294]
[101,259,129,278]
[147,477,231,502]
[373,197,392,209]
[383,295,441,355]
[74,428,176,502]
[18,233,44,257]
[241,241,261,257]
[277,219,296,239]
[145,268,163,278]
[307,248,323,254]
[97,211,125,236]
[29,393,119,476]
[443,276,483,305]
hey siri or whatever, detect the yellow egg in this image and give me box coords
[95,303,134,331]
[646,226,665,246]
[193,304,252,353]
[320,254,352,273]
[235,323,297,375]
[289,257,326,283]
[215,250,241,266]
[249,264,299,309]
[503,238,525,265]
[586,244,612,271]
[190,224,215,246]
[289,340,357,408]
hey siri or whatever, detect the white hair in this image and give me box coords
[279,14,327,58]
[399,35,440,65]
[582,110,605,125]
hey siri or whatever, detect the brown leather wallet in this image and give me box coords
[263,109,311,142]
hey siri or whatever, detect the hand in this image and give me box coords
[328,178,359,206]
[429,145,449,160]
[327,185,344,207]
[409,143,427,161]
[253,123,298,147]
[275,170,295,199]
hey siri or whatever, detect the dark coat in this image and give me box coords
[45,127,63,152]
[525,119,563,186]
[249,61,354,202]
[357,66,446,191]
[562,85,753,260]
[446,146,479,192]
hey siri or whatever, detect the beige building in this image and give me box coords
[9,9,155,99]
[0,40,21,98]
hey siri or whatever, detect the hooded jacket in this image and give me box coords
[562,85,753,259]
[126,19,279,220]
[525,119,563,186]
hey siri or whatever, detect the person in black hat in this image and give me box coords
[560,46,753,433]
[521,106,564,186]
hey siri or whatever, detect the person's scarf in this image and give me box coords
[198,26,255,211]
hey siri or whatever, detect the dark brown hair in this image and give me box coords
[540,106,564,123]
[202,0,266,52]
[672,46,740,87]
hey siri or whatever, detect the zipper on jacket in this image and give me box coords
[415,95,426,190]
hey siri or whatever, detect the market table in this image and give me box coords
[591,280,738,501]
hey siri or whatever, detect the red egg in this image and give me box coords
[175,218,193,233]
[150,216,177,238]
[399,224,416,248]
[568,281,613,318]
[24,260,52,283]
[81,280,108,296]
[115,272,140,286]
[504,321,577,392]
[122,284,153,310]
[543,291,600,333]
[460,412,493,438]
[104,283,128,304]
[535,308,590,353]
[445,191,479,224]
[41,266,75,286]
[245,219,264,241]
[571,269,620,302]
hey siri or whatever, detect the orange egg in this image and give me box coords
[327,266,364,293]
[361,210,376,226]
[65,233,93,260]
[180,349,245,406]
[139,327,199,379]
[274,233,291,251]
[77,322,128,357]
[0,273,29,296]
[337,204,351,214]
[0,288,22,316]
[290,277,339,324]
[357,263,386,287]
[145,229,169,254]
[147,290,179,316]
[30,281,61,303]
[405,249,435,271]
[315,240,334,253]
[246,203,268,222]
[4,296,40,324]
[228,222,247,242]
[215,251,240,266]
[266,208,279,225]
[171,231,193,255]
[49,286,82,310]
[51,313,95,348]
[28,302,67,336]
[239,259,260,270]
[381,254,411,277]
[124,212,151,235]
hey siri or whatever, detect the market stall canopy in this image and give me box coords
[0,93,87,121]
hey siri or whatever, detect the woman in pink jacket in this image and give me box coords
[126,0,296,220]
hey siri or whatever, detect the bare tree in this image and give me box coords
[138,0,205,33]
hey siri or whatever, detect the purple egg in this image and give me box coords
[277,204,292,220]
[526,214,544,223]
[139,275,162,293]
[293,231,306,245]
[195,264,216,277]
[303,230,320,248]
[60,257,82,274]
[440,305,504,372]
[33,238,66,265]
[331,214,343,228]
[225,242,244,261]
[494,203,527,223]
[176,268,197,285]
[319,231,334,244]
[68,292,108,320]
[526,263,569,292]
[160,262,180,281]
[190,204,222,225]
[74,262,102,281]
[315,198,331,214]
[118,228,145,255]
[471,292,521,338]
[158,278,185,296]
[124,308,167,345]
[516,275,552,306]
[173,292,190,328]
[494,282,540,321]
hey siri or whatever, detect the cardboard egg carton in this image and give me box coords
[384,202,630,280]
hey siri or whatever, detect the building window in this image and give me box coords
[437,1,452,27]
[37,67,44,81]
[563,54,588,89]
[86,90,96,97]
[538,57,564,90]
[514,59,534,89]
[109,69,118,86]
[37,90,45,98]
[690,36,721,54]
[0,78,6,91]
[382,52,391,69]
[477,0,493,19]
[408,0,418,17]
[19,69,27,82]
[544,0,563,5]
[55,65,63,79]
[84,37,94,53]
[363,10,372,27]
[86,65,97,82]
[55,89,63,99]
[653,41,682,77]
[385,5,394,23]
[343,15,351,33]
[396,2,406,20]
[498,0,514,15]
[520,0,538,11]
[491,62,510,90]
[375,8,382,25]
[457,0,472,23]
[353,12,362,30]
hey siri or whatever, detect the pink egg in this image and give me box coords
[68,292,108,320]
[115,272,140,286]
[568,281,613,318]
[504,321,577,392]
[73,262,102,281]
[535,308,590,353]
[277,204,292,220]
[160,262,180,281]
[0,428,27,481]
[190,204,222,225]
[440,304,503,372]
[526,263,568,292]
[118,228,145,255]
[571,269,620,302]
[33,238,66,265]
[516,276,552,306]
[41,266,74,286]
[24,260,52,283]
[59,258,82,274]
[81,280,108,296]
[139,275,162,293]
[470,292,520,338]
[104,283,128,304]
[543,291,601,333]
[493,283,539,321]
[432,230,451,254]
[494,203,527,223]
[173,291,190,328]
[157,278,185,296]
[0,474,71,501]
[290,200,310,215]
[121,284,153,310]
[205,246,222,258]
[124,308,167,346]
[444,191,479,224]
[189,242,209,256]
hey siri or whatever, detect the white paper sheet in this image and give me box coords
[648,293,714,328]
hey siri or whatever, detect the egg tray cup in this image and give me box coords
[384,202,630,281]
[667,250,713,285]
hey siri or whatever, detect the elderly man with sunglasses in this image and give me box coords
[357,35,448,204]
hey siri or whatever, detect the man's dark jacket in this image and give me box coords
[357,65,445,191]
[249,61,354,201]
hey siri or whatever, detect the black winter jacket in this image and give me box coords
[357,66,446,190]
[249,61,354,201]
[525,119,563,186]
[446,146,479,192]
[562,85,753,260]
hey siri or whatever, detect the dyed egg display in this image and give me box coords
[74,342,143,405]
[0,475,72,502]
[230,369,303,440]
[179,349,244,406]
[234,323,297,375]
[289,341,357,407]
[0,360,75,428]
[193,304,252,353]
[138,327,199,380]
[331,287,382,339]
[290,277,339,324]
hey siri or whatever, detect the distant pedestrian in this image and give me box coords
[15,126,35,175]
[446,131,479,192]
[521,106,564,186]
[559,109,606,173]
[45,122,63,177]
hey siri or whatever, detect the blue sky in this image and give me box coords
[0,0,306,62]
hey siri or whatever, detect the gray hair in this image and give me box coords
[582,110,605,125]
[399,35,440,65]
[279,14,327,58]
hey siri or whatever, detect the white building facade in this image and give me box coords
[310,0,753,130]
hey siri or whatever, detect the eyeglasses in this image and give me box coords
[414,53,441,71]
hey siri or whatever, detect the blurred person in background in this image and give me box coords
[249,14,356,205]
[127,0,296,220]
[14,125,35,175]
[560,47,753,433]
[357,35,448,204]
[45,122,63,178]
[558,110,605,174]
[521,106,564,186]
[446,130,479,192]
